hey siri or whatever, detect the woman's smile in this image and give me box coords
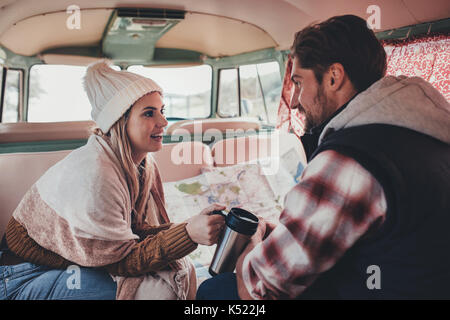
[150,133,163,142]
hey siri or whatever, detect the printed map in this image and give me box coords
[162,148,305,274]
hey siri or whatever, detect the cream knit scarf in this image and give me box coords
[13,135,193,299]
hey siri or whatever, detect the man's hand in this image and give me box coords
[263,219,278,239]
[235,216,267,300]
[251,216,267,244]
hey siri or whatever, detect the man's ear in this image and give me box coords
[326,63,345,91]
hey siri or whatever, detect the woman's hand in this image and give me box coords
[185,204,226,245]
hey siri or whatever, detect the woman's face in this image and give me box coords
[126,92,168,164]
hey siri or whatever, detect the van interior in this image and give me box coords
[0,0,449,287]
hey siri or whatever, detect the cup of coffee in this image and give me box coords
[209,207,259,276]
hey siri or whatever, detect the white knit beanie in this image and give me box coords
[84,60,163,133]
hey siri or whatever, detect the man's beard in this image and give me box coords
[298,83,328,133]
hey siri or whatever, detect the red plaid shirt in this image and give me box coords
[241,150,387,299]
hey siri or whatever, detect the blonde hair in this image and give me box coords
[93,111,154,228]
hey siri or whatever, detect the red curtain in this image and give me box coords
[383,34,449,100]
[277,34,450,135]
[276,55,305,137]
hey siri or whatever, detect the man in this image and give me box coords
[197,15,450,299]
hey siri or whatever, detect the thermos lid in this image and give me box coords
[226,208,259,236]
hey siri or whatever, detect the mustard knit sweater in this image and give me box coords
[5,217,197,277]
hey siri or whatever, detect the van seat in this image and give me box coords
[211,131,307,167]
[152,141,214,182]
[166,117,261,135]
[0,121,95,143]
[0,150,71,238]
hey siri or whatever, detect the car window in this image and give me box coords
[2,68,20,123]
[240,64,267,122]
[217,61,281,124]
[256,61,282,124]
[217,68,239,117]
[28,64,120,122]
[128,64,212,119]
[28,65,92,122]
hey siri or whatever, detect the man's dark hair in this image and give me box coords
[291,15,387,92]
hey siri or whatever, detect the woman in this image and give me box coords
[0,61,225,300]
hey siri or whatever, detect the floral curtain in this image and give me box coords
[276,55,305,137]
[277,34,450,136]
[383,34,449,100]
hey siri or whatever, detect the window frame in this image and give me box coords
[0,65,5,122]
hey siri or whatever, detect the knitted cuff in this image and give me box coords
[162,223,198,260]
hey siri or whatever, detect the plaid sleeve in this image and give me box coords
[241,150,387,299]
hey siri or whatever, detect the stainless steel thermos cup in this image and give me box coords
[209,207,259,276]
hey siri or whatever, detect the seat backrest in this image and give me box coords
[166,117,261,135]
[211,134,271,167]
[0,150,71,238]
[211,131,307,167]
[0,121,95,143]
[151,141,214,182]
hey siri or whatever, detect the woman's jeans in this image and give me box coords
[0,251,116,300]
